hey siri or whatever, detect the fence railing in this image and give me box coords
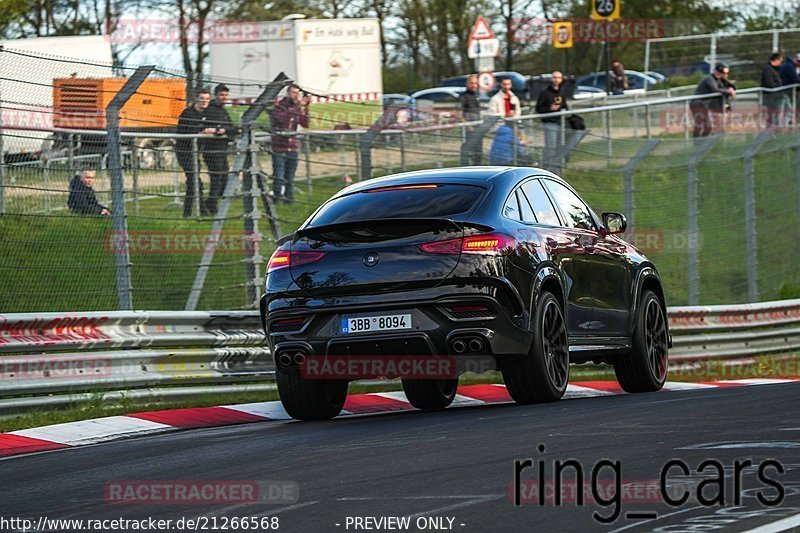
[1,298,799,414]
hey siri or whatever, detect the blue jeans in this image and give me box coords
[542,122,563,170]
[272,151,299,201]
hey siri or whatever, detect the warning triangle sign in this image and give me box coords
[469,16,495,41]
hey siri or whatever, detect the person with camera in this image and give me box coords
[535,71,569,170]
[270,85,310,203]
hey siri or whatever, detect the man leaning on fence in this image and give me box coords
[691,63,736,138]
[535,71,568,170]
[459,75,483,166]
[761,53,785,129]
[270,85,310,204]
[175,89,214,218]
[203,84,235,215]
[68,167,109,216]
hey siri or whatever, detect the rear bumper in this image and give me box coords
[262,291,533,370]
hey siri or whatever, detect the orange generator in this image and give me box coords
[53,77,186,131]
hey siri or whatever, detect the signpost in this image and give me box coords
[468,16,497,80]
[591,0,620,94]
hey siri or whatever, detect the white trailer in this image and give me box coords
[210,18,382,104]
[0,35,113,158]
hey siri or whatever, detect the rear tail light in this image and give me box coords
[267,250,326,273]
[420,233,516,255]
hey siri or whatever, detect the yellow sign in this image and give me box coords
[591,0,621,20]
[552,21,573,48]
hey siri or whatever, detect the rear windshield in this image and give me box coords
[308,184,484,227]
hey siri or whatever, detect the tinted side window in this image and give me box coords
[520,180,560,226]
[543,179,596,230]
[503,191,521,220]
[517,188,536,222]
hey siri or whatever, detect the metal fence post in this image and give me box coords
[645,102,651,138]
[106,65,154,310]
[684,100,690,144]
[131,139,140,215]
[303,133,312,195]
[43,159,51,212]
[191,137,201,217]
[0,118,5,215]
[605,110,612,166]
[400,132,406,171]
[743,131,771,302]
[242,129,263,308]
[623,139,661,233]
[687,135,721,306]
[710,35,717,70]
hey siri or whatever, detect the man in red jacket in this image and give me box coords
[270,85,310,203]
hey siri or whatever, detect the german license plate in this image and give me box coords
[341,314,412,334]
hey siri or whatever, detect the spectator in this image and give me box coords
[690,63,735,138]
[68,167,109,216]
[761,53,784,128]
[203,84,235,215]
[459,75,483,166]
[488,78,521,118]
[535,71,569,170]
[270,85,310,203]
[778,53,800,86]
[175,89,215,217]
[489,115,527,166]
[609,60,629,95]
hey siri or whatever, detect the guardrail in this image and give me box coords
[1,298,798,414]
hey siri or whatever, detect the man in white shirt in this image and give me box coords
[488,78,521,118]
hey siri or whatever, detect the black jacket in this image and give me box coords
[535,84,568,123]
[68,175,106,215]
[693,74,730,111]
[175,106,208,154]
[459,90,481,121]
[203,101,235,151]
[762,63,782,89]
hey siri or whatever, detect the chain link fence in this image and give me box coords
[2,46,800,313]
[645,27,800,86]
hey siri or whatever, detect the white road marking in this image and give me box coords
[221,401,293,420]
[608,506,705,533]
[742,512,800,533]
[11,416,172,446]
[403,495,503,520]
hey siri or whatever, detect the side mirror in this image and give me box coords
[602,212,627,234]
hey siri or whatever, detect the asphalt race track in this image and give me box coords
[3,382,800,532]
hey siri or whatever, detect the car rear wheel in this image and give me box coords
[614,290,668,393]
[401,378,458,410]
[502,291,569,404]
[276,372,348,421]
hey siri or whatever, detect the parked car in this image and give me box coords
[262,166,671,420]
[577,70,659,92]
[383,93,416,108]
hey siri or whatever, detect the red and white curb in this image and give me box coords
[1,379,798,458]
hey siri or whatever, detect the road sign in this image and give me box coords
[552,21,573,48]
[477,71,495,91]
[469,16,495,41]
[591,0,620,20]
[468,38,500,58]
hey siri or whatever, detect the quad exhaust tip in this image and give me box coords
[452,340,467,354]
[469,338,484,353]
[278,353,293,367]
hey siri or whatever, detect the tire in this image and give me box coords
[614,289,669,393]
[401,378,458,410]
[502,291,569,404]
[276,371,348,421]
